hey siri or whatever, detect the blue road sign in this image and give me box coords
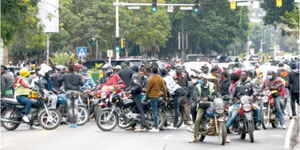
[76,47,88,57]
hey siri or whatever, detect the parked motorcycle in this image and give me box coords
[0,89,61,130]
[95,91,165,131]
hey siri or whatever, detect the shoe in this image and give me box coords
[226,135,231,143]
[22,115,30,123]
[255,124,261,130]
[188,138,199,143]
[186,126,194,133]
[126,126,136,130]
[134,128,147,132]
[29,125,39,129]
[149,128,159,133]
[282,125,286,129]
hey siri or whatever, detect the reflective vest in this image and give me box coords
[15,77,31,96]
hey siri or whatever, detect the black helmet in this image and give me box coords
[160,68,167,77]
[106,69,113,77]
[130,65,139,72]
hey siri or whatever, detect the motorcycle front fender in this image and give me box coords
[244,112,253,121]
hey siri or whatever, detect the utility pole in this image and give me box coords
[116,0,120,60]
[46,34,50,65]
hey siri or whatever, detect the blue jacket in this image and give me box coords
[81,73,96,91]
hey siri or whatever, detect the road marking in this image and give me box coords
[163,134,173,140]
[284,119,295,149]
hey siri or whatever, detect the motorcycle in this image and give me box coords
[234,95,255,143]
[95,91,165,131]
[158,96,184,128]
[197,97,227,145]
[260,89,280,129]
[0,89,62,130]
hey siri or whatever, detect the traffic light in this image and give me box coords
[121,38,125,50]
[193,0,200,13]
[276,0,282,7]
[230,1,237,10]
[151,0,157,12]
[114,37,120,52]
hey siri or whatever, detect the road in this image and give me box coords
[1,118,299,150]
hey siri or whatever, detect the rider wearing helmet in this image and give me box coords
[14,68,34,123]
[81,67,96,92]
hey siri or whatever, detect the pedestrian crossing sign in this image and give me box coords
[76,47,88,57]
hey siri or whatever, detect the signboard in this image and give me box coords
[167,6,174,13]
[107,50,114,58]
[128,6,140,10]
[180,7,193,10]
[76,47,88,57]
[37,0,59,33]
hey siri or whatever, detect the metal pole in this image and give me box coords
[178,32,181,50]
[46,33,50,65]
[96,39,98,59]
[116,0,120,60]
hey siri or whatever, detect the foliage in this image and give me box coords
[50,52,79,65]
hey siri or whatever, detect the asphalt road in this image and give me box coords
[1,118,298,150]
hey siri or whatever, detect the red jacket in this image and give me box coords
[100,74,125,92]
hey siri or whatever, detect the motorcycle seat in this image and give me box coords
[1,98,19,105]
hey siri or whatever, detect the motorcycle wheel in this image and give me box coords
[118,116,132,129]
[218,122,227,145]
[1,108,21,131]
[261,110,269,130]
[39,109,61,130]
[248,121,255,143]
[96,110,119,131]
[176,111,184,128]
[77,106,89,126]
[240,133,246,140]
[158,111,165,129]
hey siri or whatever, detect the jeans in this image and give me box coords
[275,97,285,125]
[16,96,34,115]
[132,94,146,128]
[173,89,182,125]
[291,93,299,116]
[150,97,159,128]
[226,103,240,129]
[66,91,79,124]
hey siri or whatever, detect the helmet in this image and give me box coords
[165,63,171,69]
[114,65,122,70]
[19,68,31,77]
[160,68,167,77]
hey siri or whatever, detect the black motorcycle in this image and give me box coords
[158,97,184,128]
[95,92,165,131]
[0,89,61,131]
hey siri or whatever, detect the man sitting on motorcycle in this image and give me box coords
[14,68,34,123]
[99,69,125,93]
[81,67,96,92]
[226,71,261,133]
[260,70,286,129]
[189,74,216,143]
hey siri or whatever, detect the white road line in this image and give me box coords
[163,134,173,140]
[284,119,295,149]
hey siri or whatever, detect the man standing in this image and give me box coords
[220,71,231,96]
[146,67,168,132]
[1,65,14,98]
[118,61,133,89]
[59,64,84,128]
[289,63,299,118]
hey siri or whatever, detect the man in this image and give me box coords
[52,65,65,92]
[289,63,299,118]
[173,66,190,125]
[189,74,216,143]
[118,61,133,89]
[261,70,286,129]
[1,65,14,98]
[201,65,209,75]
[227,71,261,133]
[126,66,149,131]
[81,67,96,92]
[207,67,221,93]
[146,67,168,132]
[59,64,84,128]
[161,68,181,127]
[220,71,231,96]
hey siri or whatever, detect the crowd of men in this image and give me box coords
[1,59,299,142]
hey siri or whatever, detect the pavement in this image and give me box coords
[1,118,299,150]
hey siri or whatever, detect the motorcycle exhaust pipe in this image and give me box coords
[0,118,21,124]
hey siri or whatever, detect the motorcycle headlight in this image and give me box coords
[262,96,268,103]
[243,104,251,112]
[101,92,107,98]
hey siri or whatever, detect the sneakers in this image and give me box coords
[69,123,77,128]
[226,135,231,143]
[22,115,30,123]
[29,125,39,129]
[149,128,160,133]
[188,137,199,143]
[282,125,287,129]
[134,128,147,132]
